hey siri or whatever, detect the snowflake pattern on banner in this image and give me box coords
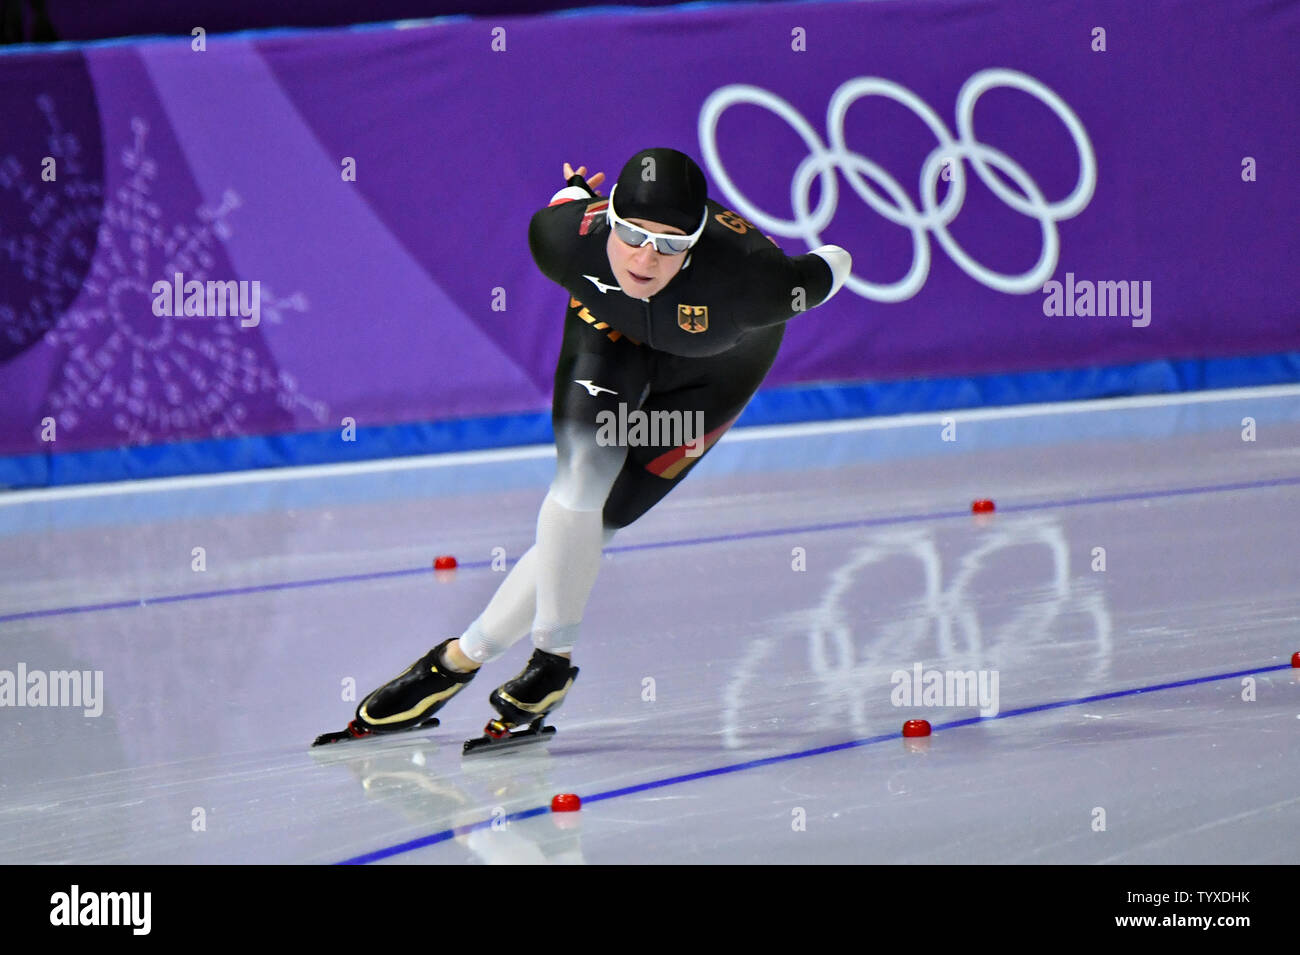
[0,95,101,364]
[36,112,327,445]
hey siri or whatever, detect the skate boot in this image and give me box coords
[312,638,476,746]
[463,649,579,755]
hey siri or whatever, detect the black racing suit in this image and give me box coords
[529,182,837,529]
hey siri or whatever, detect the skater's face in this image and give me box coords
[606,217,689,299]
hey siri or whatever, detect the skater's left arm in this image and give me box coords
[739,244,852,328]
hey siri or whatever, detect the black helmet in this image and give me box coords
[610,148,708,234]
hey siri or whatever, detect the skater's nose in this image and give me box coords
[630,243,658,270]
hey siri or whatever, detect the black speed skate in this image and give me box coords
[463,649,579,755]
[312,638,476,746]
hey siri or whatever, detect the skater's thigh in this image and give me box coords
[602,325,783,529]
[550,302,654,510]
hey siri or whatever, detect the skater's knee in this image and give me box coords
[551,430,625,511]
[601,494,647,532]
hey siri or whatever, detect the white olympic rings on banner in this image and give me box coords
[697,69,1096,302]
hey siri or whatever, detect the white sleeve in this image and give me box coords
[810,245,852,302]
[548,185,596,206]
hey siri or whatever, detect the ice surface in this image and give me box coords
[2,388,1298,863]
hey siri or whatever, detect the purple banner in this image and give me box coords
[2,0,1298,461]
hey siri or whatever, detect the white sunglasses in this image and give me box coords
[606,184,706,255]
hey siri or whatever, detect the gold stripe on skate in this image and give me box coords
[358,676,467,726]
[497,678,573,715]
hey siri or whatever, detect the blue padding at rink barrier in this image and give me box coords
[3,351,1300,490]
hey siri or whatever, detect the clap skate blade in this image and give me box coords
[311,716,440,747]
[462,717,556,755]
